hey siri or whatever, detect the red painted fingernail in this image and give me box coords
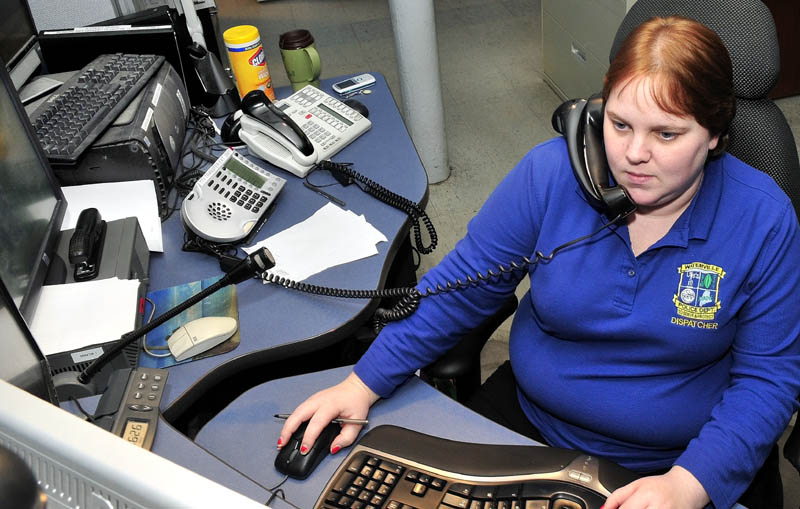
[276,438,283,447]
[331,445,341,454]
[300,445,309,454]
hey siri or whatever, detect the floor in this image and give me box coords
[215,0,800,505]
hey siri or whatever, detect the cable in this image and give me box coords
[141,298,172,358]
[265,475,290,506]
[261,210,631,333]
[268,475,289,492]
[315,160,438,255]
[162,107,233,222]
[68,396,118,423]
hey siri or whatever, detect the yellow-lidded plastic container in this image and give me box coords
[223,25,275,100]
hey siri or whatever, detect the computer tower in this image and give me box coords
[51,62,189,215]
[37,4,227,109]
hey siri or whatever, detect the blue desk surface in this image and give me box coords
[148,73,429,411]
[192,366,540,508]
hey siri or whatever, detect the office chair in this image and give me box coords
[428,0,800,494]
[421,294,518,402]
[611,0,800,506]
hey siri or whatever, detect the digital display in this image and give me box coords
[318,103,353,126]
[122,420,149,447]
[225,157,265,188]
[337,79,356,89]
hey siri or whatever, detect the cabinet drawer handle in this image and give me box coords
[570,43,586,62]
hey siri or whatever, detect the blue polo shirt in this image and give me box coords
[355,137,800,508]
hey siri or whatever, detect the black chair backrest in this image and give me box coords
[610,0,800,218]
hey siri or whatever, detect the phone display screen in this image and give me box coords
[336,79,357,89]
[122,420,149,447]
[226,157,265,188]
[317,103,353,126]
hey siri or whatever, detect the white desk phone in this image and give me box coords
[181,148,286,243]
[184,85,371,244]
[230,85,372,178]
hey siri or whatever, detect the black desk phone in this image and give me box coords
[92,367,169,451]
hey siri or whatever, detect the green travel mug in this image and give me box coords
[279,29,321,91]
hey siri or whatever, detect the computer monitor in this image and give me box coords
[0,272,58,404]
[0,0,41,89]
[0,52,65,324]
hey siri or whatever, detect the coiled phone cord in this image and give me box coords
[315,160,438,255]
[261,209,628,333]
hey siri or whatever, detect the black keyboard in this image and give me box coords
[316,426,639,509]
[29,53,164,163]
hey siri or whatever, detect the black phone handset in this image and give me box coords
[69,207,107,282]
[262,95,637,331]
[551,93,637,220]
[241,90,314,156]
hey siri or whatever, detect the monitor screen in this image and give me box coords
[0,55,65,325]
[0,275,56,403]
[0,0,41,88]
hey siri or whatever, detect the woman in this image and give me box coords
[279,17,800,509]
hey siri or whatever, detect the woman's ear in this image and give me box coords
[709,133,728,158]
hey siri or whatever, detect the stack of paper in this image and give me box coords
[246,203,388,281]
[30,277,141,356]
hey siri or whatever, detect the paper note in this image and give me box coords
[245,203,388,281]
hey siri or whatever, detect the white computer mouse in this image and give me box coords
[167,316,238,362]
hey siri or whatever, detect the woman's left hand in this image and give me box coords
[602,466,709,509]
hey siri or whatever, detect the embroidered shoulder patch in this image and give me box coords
[672,262,725,320]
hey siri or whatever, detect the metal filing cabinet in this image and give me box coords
[541,0,636,100]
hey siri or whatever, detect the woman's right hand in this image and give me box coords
[277,371,380,456]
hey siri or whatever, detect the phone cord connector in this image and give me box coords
[316,160,438,255]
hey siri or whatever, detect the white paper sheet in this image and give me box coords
[30,277,141,356]
[60,180,163,252]
[245,203,388,281]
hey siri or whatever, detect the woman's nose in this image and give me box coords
[626,134,651,163]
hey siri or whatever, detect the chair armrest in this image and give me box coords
[423,294,518,380]
[783,415,800,474]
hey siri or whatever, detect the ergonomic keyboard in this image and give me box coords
[316,426,639,509]
[28,53,164,163]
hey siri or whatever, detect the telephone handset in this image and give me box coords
[236,86,371,178]
[69,207,106,281]
[551,93,637,220]
[240,89,314,157]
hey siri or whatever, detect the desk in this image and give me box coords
[62,71,430,507]
[194,366,539,508]
[148,72,429,421]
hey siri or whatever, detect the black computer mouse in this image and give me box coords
[220,109,243,144]
[275,421,340,479]
[344,99,369,119]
